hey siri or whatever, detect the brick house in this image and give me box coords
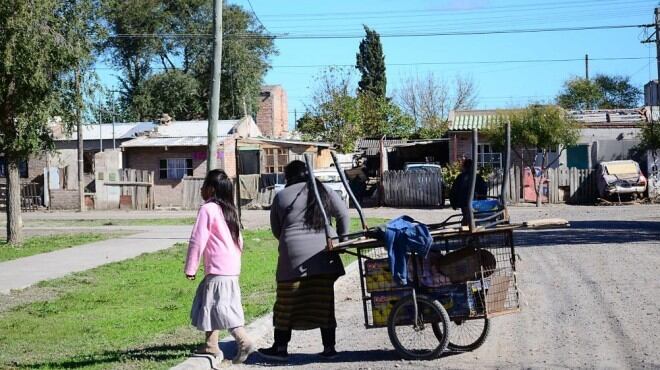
[120,116,332,207]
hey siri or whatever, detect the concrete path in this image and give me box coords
[0,225,190,294]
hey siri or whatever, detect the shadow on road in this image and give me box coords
[515,220,660,247]
[247,348,467,366]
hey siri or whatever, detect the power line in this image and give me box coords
[107,23,650,40]
[245,0,272,35]
[271,56,650,68]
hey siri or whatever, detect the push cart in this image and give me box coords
[300,125,566,360]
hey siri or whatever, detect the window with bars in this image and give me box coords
[264,148,289,173]
[477,144,502,169]
[159,158,193,179]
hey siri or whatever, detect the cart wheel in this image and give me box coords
[444,318,490,352]
[387,294,450,360]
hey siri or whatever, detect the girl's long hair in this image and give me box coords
[203,169,241,246]
[284,160,334,231]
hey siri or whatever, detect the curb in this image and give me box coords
[171,260,359,369]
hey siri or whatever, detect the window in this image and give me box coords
[0,157,29,178]
[264,148,289,173]
[477,144,502,169]
[159,158,193,179]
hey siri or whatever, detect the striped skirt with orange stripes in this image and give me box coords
[273,276,337,330]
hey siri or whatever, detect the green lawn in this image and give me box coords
[21,218,197,228]
[0,218,385,369]
[0,234,123,262]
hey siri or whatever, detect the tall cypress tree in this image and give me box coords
[356,25,386,98]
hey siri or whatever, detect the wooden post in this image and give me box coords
[234,138,242,227]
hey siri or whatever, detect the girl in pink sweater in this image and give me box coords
[184,169,254,363]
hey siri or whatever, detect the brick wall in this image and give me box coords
[256,85,288,138]
[49,189,79,210]
[124,147,212,207]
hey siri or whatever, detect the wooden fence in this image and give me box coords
[102,169,154,210]
[382,170,443,207]
[382,166,598,208]
[182,177,205,210]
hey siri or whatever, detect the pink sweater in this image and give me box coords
[184,202,243,276]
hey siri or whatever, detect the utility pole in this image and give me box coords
[98,96,103,152]
[584,54,589,80]
[207,0,223,171]
[76,68,85,211]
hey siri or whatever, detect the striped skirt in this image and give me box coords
[273,276,337,330]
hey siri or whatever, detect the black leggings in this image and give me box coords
[274,327,335,348]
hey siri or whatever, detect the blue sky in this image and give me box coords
[98,0,659,128]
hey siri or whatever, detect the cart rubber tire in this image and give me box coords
[444,317,490,352]
[387,294,450,360]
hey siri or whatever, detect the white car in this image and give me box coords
[271,168,350,207]
[596,160,647,199]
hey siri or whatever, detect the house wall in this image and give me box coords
[256,85,288,138]
[124,146,210,207]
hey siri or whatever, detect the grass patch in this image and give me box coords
[23,218,197,228]
[0,218,385,369]
[0,234,122,262]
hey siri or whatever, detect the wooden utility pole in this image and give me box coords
[76,68,85,211]
[207,0,223,171]
[584,54,589,80]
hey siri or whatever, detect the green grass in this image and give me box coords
[22,218,197,228]
[0,234,122,262]
[0,218,385,369]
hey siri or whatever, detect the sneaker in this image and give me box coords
[257,346,288,361]
[317,348,339,360]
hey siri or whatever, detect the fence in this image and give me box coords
[101,169,155,210]
[182,177,205,210]
[382,170,443,207]
[484,166,597,205]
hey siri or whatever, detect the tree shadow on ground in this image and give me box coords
[17,343,196,369]
[515,220,660,248]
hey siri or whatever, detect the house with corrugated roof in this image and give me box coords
[447,108,648,170]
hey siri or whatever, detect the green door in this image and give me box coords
[567,145,589,169]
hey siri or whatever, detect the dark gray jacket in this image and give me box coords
[270,182,350,282]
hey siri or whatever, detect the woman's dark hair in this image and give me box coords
[203,169,241,245]
[284,160,334,231]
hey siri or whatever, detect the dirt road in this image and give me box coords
[244,205,660,369]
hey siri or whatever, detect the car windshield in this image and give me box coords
[315,173,341,183]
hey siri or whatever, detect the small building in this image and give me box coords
[120,117,333,208]
[447,108,647,170]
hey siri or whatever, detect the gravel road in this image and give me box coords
[240,205,660,369]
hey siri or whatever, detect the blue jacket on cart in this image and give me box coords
[374,216,433,285]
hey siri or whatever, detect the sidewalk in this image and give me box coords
[0,225,190,294]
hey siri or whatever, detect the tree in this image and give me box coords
[0,0,97,244]
[593,74,642,109]
[396,73,478,137]
[131,71,204,121]
[356,26,387,99]
[484,104,580,207]
[297,67,414,152]
[557,74,641,110]
[102,1,276,121]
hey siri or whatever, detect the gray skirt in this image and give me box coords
[191,275,245,331]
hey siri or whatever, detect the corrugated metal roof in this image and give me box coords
[447,110,500,131]
[121,136,208,148]
[56,122,156,141]
[155,120,237,137]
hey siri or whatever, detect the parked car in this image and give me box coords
[596,160,647,199]
[271,168,350,207]
[403,162,445,206]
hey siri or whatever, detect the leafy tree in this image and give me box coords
[0,0,98,244]
[484,104,580,207]
[131,71,204,120]
[103,1,276,121]
[557,74,641,110]
[297,68,414,152]
[356,26,387,99]
[593,74,642,109]
[639,122,660,152]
